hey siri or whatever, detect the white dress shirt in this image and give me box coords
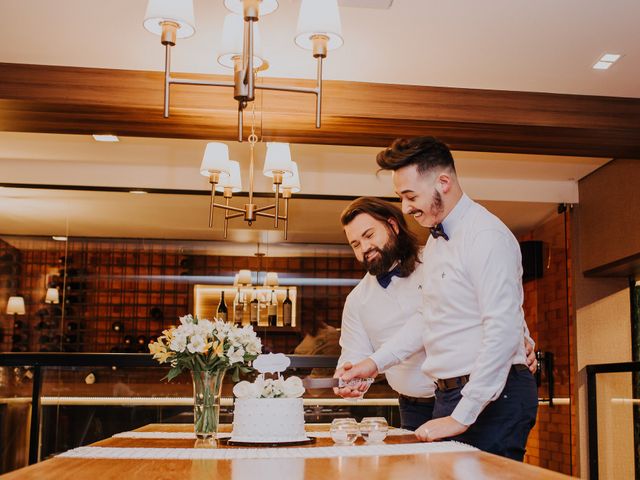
[338,261,435,398]
[371,194,528,426]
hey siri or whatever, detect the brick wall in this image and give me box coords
[521,211,576,476]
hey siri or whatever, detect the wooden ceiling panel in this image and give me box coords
[1,63,639,157]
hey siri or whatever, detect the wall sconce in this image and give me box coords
[6,296,26,315]
[45,288,60,305]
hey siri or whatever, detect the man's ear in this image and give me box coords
[438,172,453,195]
[387,217,400,235]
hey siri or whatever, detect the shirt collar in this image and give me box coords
[441,193,473,239]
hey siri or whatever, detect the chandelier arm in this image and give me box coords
[316,56,323,128]
[163,43,172,118]
[238,104,244,142]
[284,196,289,241]
[225,212,246,220]
[170,78,235,88]
[253,204,276,213]
[274,183,280,228]
[224,197,230,239]
[255,212,287,220]
[255,84,317,94]
[208,186,216,228]
[213,203,245,214]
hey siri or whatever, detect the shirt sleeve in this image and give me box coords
[337,294,375,368]
[452,229,524,426]
[368,309,426,373]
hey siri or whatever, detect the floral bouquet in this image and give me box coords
[148,314,262,439]
[233,375,305,399]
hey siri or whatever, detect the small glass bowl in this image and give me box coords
[359,417,389,444]
[330,418,360,445]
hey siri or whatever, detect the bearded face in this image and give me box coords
[362,229,401,276]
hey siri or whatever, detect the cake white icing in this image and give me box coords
[230,397,307,443]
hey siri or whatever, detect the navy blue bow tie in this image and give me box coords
[430,223,449,241]
[376,266,402,289]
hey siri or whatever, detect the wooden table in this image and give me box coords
[1,424,574,480]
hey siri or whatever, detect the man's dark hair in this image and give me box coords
[340,197,421,277]
[376,136,456,175]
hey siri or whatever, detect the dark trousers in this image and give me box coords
[432,366,538,461]
[398,395,435,431]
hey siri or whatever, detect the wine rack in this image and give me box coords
[0,236,364,354]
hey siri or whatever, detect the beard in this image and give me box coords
[362,234,401,276]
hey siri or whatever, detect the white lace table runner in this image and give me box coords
[58,441,476,460]
[112,429,414,440]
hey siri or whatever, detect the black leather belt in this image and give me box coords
[398,394,435,405]
[435,364,528,392]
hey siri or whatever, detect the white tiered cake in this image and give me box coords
[231,397,307,443]
[230,353,308,444]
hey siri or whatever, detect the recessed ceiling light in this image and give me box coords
[593,53,622,70]
[52,236,68,241]
[593,61,613,70]
[600,53,621,63]
[92,134,119,142]
[129,190,148,194]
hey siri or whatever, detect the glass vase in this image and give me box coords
[192,369,227,440]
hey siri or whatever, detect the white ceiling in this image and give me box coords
[0,0,625,249]
[0,0,638,97]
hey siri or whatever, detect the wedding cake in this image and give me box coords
[230,354,308,444]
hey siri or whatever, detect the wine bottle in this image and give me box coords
[66,321,78,332]
[38,334,51,344]
[268,290,278,327]
[123,335,133,346]
[136,335,147,346]
[111,321,124,333]
[217,290,228,322]
[249,288,259,327]
[36,319,48,331]
[233,289,244,326]
[13,319,24,330]
[282,288,292,327]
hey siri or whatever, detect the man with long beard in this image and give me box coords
[338,196,435,430]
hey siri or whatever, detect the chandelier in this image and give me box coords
[143,0,344,142]
[143,0,343,238]
[198,127,301,240]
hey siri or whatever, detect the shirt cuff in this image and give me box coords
[369,349,398,374]
[451,395,485,426]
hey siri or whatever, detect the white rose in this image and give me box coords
[179,314,194,325]
[233,381,256,399]
[283,376,305,398]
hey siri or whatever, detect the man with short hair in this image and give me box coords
[339,137,538,461]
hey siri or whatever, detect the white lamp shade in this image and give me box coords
[295,0,343,51]
[224,0,279,16]
[45,288,60,304]
[263,143,294,178]
[143,0,196,39]
[216,160,243,192]
[273,160,301,193]
[200,142,232,179]
[233,273,239,287]
[238,269,252,285]
[218,14,265,69]
[6,296,25,315]
[263,272,279,287]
